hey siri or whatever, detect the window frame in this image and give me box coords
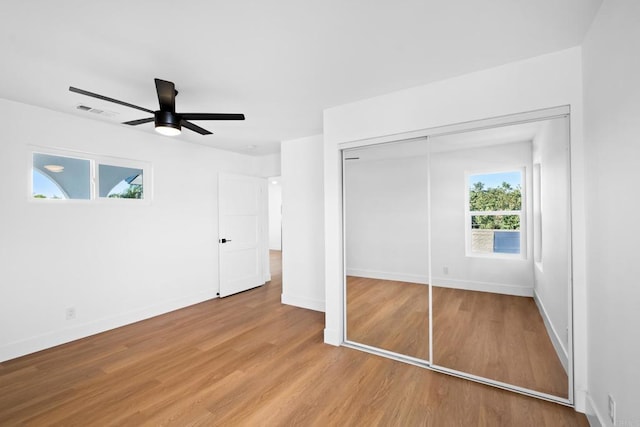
[533,163,543,269]
[29,147,152,204]
[464,167,526,259]
[95,158,149,202]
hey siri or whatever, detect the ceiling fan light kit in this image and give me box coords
[154,110,182,136]
[69,78,245,136]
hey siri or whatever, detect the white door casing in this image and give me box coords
[218,173,268,297]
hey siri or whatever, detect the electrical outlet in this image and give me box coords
[443,266,449,275]
[65,307,76,320]
[608,394,616,425]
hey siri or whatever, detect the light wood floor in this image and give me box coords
[0,252,586,426]
[347,277,568,398]
[347,276,429,360]
[433,286,568,398]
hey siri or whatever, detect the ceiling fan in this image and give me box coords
[69,78,245,136]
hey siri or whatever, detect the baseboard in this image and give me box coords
[533,290,569,373]
[0,290,217,363]
[346,268,428,284]
[585,393,605,427]
[431,277,534,297]
[281,293,325,312]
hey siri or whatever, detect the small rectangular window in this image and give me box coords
[32,153,91,199]
[467,170,524,257]
[31,149,150,203]
[98,164,144,199]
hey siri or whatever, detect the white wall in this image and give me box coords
[323,47,589,409]
[268,178,282,250]
[430,141,533,296]
[532,117,571,371]
[345,155,429,283]
[256,153,281,178]
[0,98,263,362]
[281,135,325,311]
[582,0,640,424]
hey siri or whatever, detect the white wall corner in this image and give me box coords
[280,133,326,320]
[324,328,342,346]
[533,290,568,373]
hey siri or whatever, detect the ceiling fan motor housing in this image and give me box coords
[155,110,181,132]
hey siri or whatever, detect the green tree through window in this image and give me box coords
[108,184,143,199]
[469,181,521,230]
[467,170,523,256]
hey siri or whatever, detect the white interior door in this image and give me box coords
[218,173,267,297]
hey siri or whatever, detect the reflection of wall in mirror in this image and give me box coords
[532,117,570,372]
[430,140,534,296]
[345,155,429,284]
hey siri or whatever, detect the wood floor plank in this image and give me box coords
[347,277,569,398]
[347,276,429,359]
[0,251,586,426]
[433,286,569,397]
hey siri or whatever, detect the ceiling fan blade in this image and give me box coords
[155,78,176,112]
[180,113,245,121]
[181,120,213,135]
[69,86,155,114]
[123,117,155,126]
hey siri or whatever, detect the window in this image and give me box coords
[32,153,91,200]
[98,164,144,199]
[31,149,150,202]
[32,168,67,199]
[466,170,524,257]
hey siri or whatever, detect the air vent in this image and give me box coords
[75,104,118,118]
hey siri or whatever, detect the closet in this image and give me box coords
[343,109,573,404]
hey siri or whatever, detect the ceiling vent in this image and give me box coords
[75,104,118,117]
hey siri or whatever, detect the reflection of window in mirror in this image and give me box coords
[466,169,524,257]
[533,163,543,266]
[32,153,91,200]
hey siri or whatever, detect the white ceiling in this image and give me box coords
[0,0,601,155]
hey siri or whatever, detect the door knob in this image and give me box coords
[219,238,232,243]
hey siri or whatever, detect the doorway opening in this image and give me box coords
[268,176,282,284]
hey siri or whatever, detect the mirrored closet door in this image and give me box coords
[343,138,430,361]
[429,116,572,400]
[343,111,573,403]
